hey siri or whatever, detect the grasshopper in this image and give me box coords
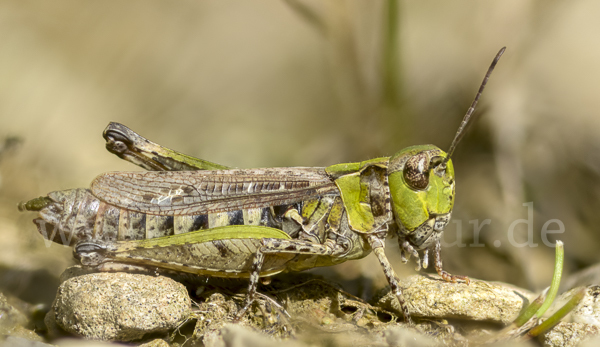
[19,48,505,322]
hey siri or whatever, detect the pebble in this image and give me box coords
[538,285,600,346]
[51,272,191,341]
[0,292,45,343]
[540,322,599,347]
[561,286,600,326]
[375,274,534,324]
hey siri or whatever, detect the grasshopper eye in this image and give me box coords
[403,153,430,190]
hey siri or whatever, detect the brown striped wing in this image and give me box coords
[91,167,338,216]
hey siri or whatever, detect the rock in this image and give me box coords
[579,335,600,347]
[571,286,600,326]
[0,292,44,343]
[50,338,129,346]
[139,339,171,347]
[43,307,69,340]
[192,278,374,344]
[375,274,534,324]
[554,286,600,326]
[203,329,226,347]
[192,276,467,347]
[0,292,29,331]
[536,285,600,346]
[0,326,45,344]
[219,324,307,347]
[52,272,191,341]
[58,266,99,283]
[384,326,441,347]
[540,322,599,347]
[0,336,55,347]
[193,292,243,345]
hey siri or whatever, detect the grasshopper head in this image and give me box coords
[18,188,91,246]
[385,47,507,249]
[387,145,454,249]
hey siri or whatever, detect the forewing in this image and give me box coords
[91,168,338,215]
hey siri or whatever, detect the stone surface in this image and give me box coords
[52,272,191,341]
[193,292,245,345]
[44,306,77,341]
[572,286,600,326]
[0,336,55,347]
[375,274,534,324]
[190,275,469,347]
[52,338,128,346]
[552,285,600,326]
[139,339,171,347]
[58,266,99,283]
[0,292,45,343]
[579,335,600,347]
[383,326,441,347]
[192,278,383,344]
[0,326,46,344]
[537,286,600,346]
[0,292,29,331]
[214,324,307,347]
[540,322,599,347]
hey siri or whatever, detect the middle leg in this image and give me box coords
[237,238,344,320]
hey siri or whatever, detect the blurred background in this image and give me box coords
[1,0,600,307]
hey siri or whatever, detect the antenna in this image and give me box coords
[441,47,506,168]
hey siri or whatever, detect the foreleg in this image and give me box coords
[434,240,469,284]
[400,240,422,271]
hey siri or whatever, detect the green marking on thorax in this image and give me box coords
[326,157,389,178]
[334,172,375,232]
[327,157,390,233]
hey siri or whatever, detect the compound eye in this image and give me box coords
[403,153,430,190]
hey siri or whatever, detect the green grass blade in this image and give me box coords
[513,240,564,327]
[535,240,564,318]
[528,287,586,337]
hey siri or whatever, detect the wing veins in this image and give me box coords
[91,169,337,215]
